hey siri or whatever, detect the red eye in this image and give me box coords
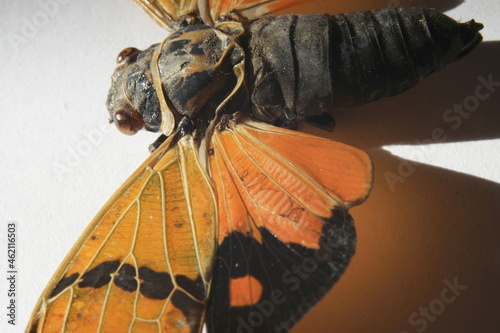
[116,47,140,64]
[112,107,144,135]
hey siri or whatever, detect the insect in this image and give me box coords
[26,0,482,332]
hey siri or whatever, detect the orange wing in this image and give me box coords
[26,135,217,333]
[133,0,315,29]
[26,116,373,332]
[206,117,372,332]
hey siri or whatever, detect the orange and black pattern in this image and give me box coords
[26,0,481,331]
[26,117,372,333]
[27,136,218,332]
[207,119,371,332]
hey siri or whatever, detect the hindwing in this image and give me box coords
[206,118,372,332]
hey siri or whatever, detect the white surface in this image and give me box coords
[383,1,500,182]
[0,0,498,332]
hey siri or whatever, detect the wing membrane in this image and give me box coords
[134,0,316,29]
[224,0,314,20]
[27,114,373,332]
[207,117,372,332]
[27,135,217,333]
[133,0,197,30]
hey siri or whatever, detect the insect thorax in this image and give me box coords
[157,23,246,132]
[106,22,247,137]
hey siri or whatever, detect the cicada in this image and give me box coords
[27,0,482,332]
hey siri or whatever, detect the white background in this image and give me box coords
[0,0,499,332]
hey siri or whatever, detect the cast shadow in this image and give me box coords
[288,7,500,333]
[277,1,500,332]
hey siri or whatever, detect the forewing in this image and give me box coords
[133,0,197,30]
[222,0,315,21]
[207,118,372,332]
[26,135,217,333]
[133,0,315,29]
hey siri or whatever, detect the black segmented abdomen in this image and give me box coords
[330,8,483,107]
[247,8,483,123]
[248,14,334,123]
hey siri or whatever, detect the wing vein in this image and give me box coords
[239,124,340,207]
[157,169,176,320]
[78,170,155,278]
[179,142,204,289]
[213,133,265,229]
[60,284,74,332]
[229,127,327,230]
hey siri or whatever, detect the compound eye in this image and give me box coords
[116,47,140,64]
[112,107,144,135]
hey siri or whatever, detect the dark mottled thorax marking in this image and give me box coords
[157,23,244,123]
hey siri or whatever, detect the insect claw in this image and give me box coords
[149,134,168,153]
[178,117,194,137]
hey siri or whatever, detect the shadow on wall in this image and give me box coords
[282,1,500,332]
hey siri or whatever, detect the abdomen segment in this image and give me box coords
[247,8,483,122]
